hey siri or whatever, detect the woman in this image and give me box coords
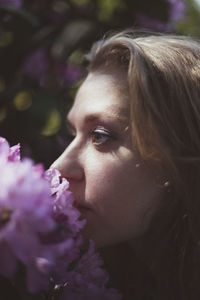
[51,31,200,299]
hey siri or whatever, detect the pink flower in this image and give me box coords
[60,240,122,299]
[0,137,121,298]
[0,138,83,293]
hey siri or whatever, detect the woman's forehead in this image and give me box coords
[70,73,129,115]
[66,72,130,129]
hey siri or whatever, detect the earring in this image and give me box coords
[163,180,171,192]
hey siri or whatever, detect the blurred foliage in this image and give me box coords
[0,0,196,167]
[177,0,200,37]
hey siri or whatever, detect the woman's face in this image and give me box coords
[51,72,164,248]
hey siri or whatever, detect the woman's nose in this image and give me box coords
[50,142,84,181]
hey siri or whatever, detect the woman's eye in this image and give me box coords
[90,128,114,146]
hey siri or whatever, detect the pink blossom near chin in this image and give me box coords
[60,240,122,300]
[0,137,84,293]
[0,137,121,297]
[45,168,86,235]
[45,168,67,195]
[0,157,55,287]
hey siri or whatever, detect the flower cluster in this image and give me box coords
[0,137,121,299]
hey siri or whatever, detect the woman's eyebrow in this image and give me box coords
[85,112,127,123]
[66,113,128,132]
[66,109,128,128]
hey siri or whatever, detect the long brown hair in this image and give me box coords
[87,31,200,299]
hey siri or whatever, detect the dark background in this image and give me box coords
[0,0,198,168]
